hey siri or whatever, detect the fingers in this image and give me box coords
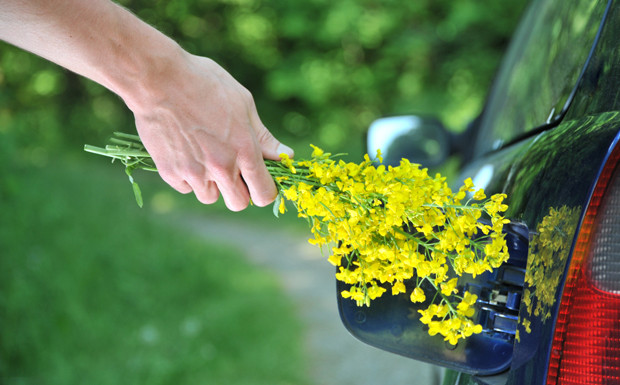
[238,153,278,208]
[259,129,295,161]
[246,114,295,205]
[248,103,294,161]
[158,168,193,194]
[161,152,280,210]
[216,172,252,211]
[191,180,220,205]
[174,171,249,210]
[182,161,247,210]
[191,162,276,210]
[152,125,291,211]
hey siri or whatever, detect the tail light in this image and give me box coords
[546,140,620,385]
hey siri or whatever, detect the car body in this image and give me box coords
[337,0,620,384]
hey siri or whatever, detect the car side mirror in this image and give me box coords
[366,115,452,167]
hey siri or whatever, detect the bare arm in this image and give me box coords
[0,0,293,211]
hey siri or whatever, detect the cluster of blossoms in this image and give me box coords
[85,134,511,346]
[266,145,510,345]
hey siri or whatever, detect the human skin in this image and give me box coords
[0,0,294,211]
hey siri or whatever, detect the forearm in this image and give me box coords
[0,0,183,110]
[1,0,293,211]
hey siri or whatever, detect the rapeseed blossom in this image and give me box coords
[267,146,510,345]
[86,133,511,346]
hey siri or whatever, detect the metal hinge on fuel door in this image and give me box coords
[465,222,529,340]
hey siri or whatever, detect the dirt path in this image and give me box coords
[177,214,444,385]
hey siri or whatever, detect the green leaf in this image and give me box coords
[125,166,143,208]
[132,181,144,208]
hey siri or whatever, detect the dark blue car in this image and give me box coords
[337,0,620,384]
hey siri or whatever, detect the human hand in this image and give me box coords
[0,0,292,211]
[127,52,294,211]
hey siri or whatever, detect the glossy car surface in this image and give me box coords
[338,0,620,384]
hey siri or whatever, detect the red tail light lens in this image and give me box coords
[546,143,620,385]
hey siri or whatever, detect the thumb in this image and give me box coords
[257,125,294,160]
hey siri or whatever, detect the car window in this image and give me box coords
[474,0,607,154]
[565,1,620,118]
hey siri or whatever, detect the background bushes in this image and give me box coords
[0,0,528,160]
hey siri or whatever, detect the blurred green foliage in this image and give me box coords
[0,149,308,384]
[0,0,528,160]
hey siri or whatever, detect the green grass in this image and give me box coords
[0,150,310,385]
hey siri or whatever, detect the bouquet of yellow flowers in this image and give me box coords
[86,133,510,345]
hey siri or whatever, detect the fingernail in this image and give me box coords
[277,143,294,158]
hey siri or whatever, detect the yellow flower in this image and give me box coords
[440,278,458,296]
[279,153,297,174]
[457,293,476,318]
[462,291,478,305]
[283,186,298,201]
[327,254,342,266]
[268,144,510,344]
[310,144,324,157]
[368,284,386,300]
[473,188,486,201]
[418,309,433,324]
[410,287,426,303]
[278,196,286,214]
[392,281,406,295]
[428,321,443,336]
[376,149,384,164]
[341,287,368,307]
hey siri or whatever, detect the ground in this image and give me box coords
[174,212,445,385]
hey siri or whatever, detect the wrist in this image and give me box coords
[106,31,187,114]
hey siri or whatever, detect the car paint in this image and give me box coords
[441,0,620,383]
[447,113,620,385]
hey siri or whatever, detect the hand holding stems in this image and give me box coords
[0,0,293,211]
[129,53,293,210]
